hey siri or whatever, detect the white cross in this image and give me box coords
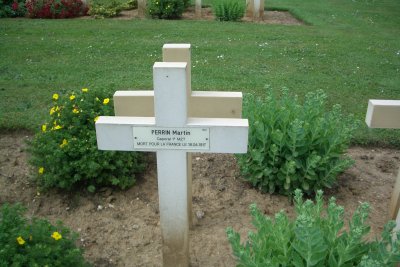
[113,44,243,227]
[366,99,400,232]
[95,62,248,266]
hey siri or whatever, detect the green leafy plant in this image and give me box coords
[213,0,245,21]
[147,0,184,19]
[238,89,358,195]
[0,0,26,17]
[88,0,137,18]
[227,189,400,267]
[28,88,145,192]
[0,203,89,266]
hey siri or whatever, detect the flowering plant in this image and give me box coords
[0,203,89,266]
[28,88,145,192]
[25,0,88,18]
[147,0,185,19]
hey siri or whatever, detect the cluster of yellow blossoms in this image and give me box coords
[16,231,62,246]
[38,88,110,176]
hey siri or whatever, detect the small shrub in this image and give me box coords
[88,0,137,18]
[213,0,245,22]
[25,0,88,19]
[0,0,27,17]
[238,89,358,195]
[28,88,145,192]
[147,0,184,19]
[0,203,89,266]
[227,190,400,267]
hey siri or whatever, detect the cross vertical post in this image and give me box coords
[162,44,193,226]
[154,62,190,266]
[195,0,202,18]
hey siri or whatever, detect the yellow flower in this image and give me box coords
[50,107,56,115]
[52,93,59,101]
[51,231,62,241]
[94,116,99,122]
[60,139,68,148]
[16,236,25,245]
[81,88,88,93]
[103,98,110,105]
[52,125,62,130]
[69,95,76,101]
[41,124,47,132]
[38,167,44,175]
[72,108,79,114]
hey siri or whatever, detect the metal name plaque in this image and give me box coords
[133,127,210,150]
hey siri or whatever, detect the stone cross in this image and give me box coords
[95,62,248,266]
[366,99,400,231]
[195,0,202,18]
[138,0,147,17]
[113,44,243,226]
[246,0,264,20]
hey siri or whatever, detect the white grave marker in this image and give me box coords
[366,99,400,232]
[113,44,243,227]
[195,0,202,18]
[138,0,147,17]
[246,0,264,20]
[96,62,248,266]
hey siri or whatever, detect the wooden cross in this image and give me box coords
[95,61,248,266]
[113,44,243,226]
[366,99,400,231]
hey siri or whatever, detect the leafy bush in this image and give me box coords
[227,190,400,267]
[28,88,145,192]
[0,203,89,267]
[238,89,358,196]
[88,0,137,18]
[147,0,184,19]
[25,0,88,18]
[0,0,26,17]
[213,0,245,22]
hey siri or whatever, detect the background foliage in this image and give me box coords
[238,89,358,195]
[0,203,89,267]
[88,0,137,18]
[0,0,399,146]
[28,88,145,192]
[25,0,88,18]
[212,0,245,22]
[0,0,26,17]
[227,190,400,267]
[147,0,186,19]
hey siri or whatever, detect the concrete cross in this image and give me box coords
[366,99,400,231]
[195,0,202,18]
[113,44,243,226]
[95,62,248,266]
[246,0,264,21]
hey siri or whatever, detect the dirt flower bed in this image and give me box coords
[0,132,399,266]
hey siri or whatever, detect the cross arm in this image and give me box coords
[95,116,248,153]
[113,91,243,118]
[366,100,400,129]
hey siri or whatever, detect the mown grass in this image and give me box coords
[0,0,399,146]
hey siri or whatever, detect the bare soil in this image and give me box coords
[0,132,399,266]
[111,7,304,25]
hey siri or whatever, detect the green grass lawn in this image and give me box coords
[0,0,399,146]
